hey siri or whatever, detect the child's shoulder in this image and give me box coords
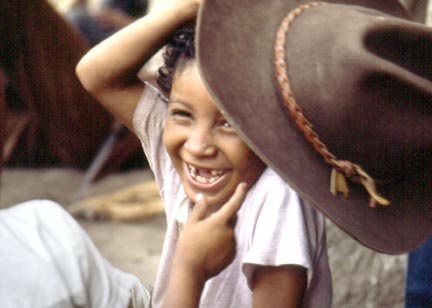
[256,168,296,192]
[141,82,167,102]
[133,82,167,130]
[251,167,298,201]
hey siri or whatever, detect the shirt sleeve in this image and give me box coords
[241,169,325,288]
[132,83,170,191]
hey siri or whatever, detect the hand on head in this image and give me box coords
[174,182,247,279]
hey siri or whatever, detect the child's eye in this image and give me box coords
[171,109,191,118]
[220,119,233,129]
[222,120,231,128]
[169,108,193,125]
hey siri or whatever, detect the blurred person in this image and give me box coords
[66,0,148,46]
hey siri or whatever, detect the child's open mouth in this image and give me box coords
[186,163,226,187]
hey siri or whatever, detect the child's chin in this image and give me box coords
[184,184,235,208]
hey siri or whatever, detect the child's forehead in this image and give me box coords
[175,56,196,72]
[168,92,226,118]
[170,61,226,116]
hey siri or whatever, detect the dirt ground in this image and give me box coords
[0,167,407,307]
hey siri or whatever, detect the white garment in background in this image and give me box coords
[0,200,151,308]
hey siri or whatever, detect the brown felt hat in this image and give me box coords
[196,0,432,254]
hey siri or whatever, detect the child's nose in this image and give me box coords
[184,128,217,157]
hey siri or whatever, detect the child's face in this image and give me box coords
[163,60,265,209]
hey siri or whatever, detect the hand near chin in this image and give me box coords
[174,182,247,280]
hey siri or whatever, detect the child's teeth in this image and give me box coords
[188,163,223,184]
[196,175,206,183]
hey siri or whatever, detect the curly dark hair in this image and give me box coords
[156,24,196,94]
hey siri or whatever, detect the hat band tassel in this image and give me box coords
[274,2,390,208]
[331,162,390,208]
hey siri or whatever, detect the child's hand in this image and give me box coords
[163,184,246,308]
[174,183,247,280]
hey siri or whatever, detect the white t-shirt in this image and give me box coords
[133,83,333,308]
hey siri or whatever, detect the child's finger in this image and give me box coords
[214,182,247,222]
[188,193,209,222]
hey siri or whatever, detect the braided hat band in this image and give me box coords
[273,1,390,208]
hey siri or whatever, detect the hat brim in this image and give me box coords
[196,0,431,254]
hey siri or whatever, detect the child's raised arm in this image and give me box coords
[76,0,201,131]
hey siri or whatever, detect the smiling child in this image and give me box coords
[163,59,266,211]
[76,0,331,307]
